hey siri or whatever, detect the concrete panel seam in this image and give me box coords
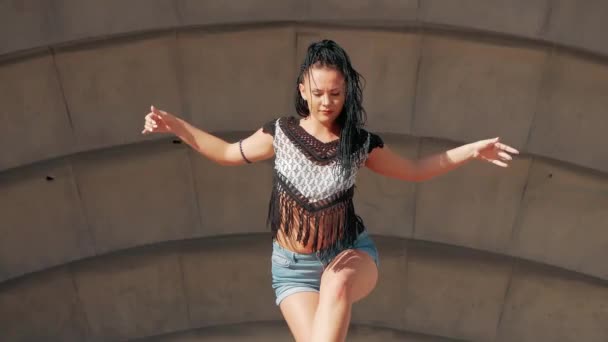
[175,30,192,119]
[185,149,204,236]
[414,0,422,22]
[410,137,423,238]
[402,240,412,329]
[293,28,299,78]
[177,250,193,329]
[67,264,94,341]
[409,28,424,136]
[173,0,186,27]
[169,29,189,120]
[66,158,98,256]
[523,46,554,150]
[410,29,428,136]
[506,156,536,252]
[494,262,516,341]
[50,47,76,138]
[539,0,555,38]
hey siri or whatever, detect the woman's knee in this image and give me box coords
[320,273,352,302]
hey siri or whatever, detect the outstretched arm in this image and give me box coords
[142,105,274,166]
[365,137,519,182]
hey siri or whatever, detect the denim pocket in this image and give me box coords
[271,251,292,268]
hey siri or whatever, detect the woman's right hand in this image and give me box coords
[141,105,178,135]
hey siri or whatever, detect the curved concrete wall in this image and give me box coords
[1,2,607,341]
[3,1,608,59]
[2,236,607,341]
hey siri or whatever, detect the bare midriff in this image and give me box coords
[274,209,334,254]
[276,228,320,254]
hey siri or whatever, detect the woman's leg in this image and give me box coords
[311,249,378,342]
[279,291,319,342]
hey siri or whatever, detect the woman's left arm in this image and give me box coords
[365,137,519,182]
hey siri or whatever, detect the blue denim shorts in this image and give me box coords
[271,230,379,306]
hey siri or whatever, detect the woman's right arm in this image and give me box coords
[142,105,274,166]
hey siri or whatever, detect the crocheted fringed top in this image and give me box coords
[262,116,384,261]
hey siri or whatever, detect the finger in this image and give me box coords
[146,118,158,127]
[485,137,499,145]
[497,151,512,161]
[497,143,519,154]
[151,105,165,116]
[491,159,508,167]
[481,155,508,167]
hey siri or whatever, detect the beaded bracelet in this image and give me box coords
[239,139,252,164]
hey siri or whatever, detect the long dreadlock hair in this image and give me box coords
[295,39,367,179]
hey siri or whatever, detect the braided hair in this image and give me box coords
[295,39,367,179]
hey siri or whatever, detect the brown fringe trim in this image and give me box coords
[267,174,364,258]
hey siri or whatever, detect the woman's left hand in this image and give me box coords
[470,137,519,167]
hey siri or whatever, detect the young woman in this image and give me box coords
[142,40,519,342]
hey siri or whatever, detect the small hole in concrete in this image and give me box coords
[172,139,182,144]
[46,176,55,181]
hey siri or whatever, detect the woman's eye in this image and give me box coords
[312,92,340,97]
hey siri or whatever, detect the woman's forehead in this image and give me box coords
[303,67,345,88]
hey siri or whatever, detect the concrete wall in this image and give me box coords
[1,1,607,341]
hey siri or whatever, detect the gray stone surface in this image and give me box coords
[1,233,606,341]
[497,264,608,342]
[510,158,608,280]
[0,267,90,341]
[176,0,306,24]
[420,0,549,38]
[52,0,179,43]
[71,141,201,255]
[6,1,608,63]
[0,54,74,171]
[546,0,608,56]
[2,9,608,341]
[144,321,458,341]
[0,160,94,282]
[296,29,420,134]
[413,34,546,148]
[0,1,55,55]
[355,135,418,238]
[72,245,189,342]
[527,52,608,172]
[55,34,183,151]
[189,138,273,236]
[307,0,418,23]
[178,28,294,132]
[414,139,530,254]
[404,241,511,341]
[179,235,280,327]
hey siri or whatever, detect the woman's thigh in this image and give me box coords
[279,291,319,342]
[321,249,378,303]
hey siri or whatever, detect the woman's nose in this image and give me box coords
[321,94,330,105]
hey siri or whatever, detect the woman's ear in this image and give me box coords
[298,82,307,101]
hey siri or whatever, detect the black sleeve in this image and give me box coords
[367,132,384,153]
[262,117,278,136]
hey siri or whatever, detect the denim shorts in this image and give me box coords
[271,230,379,306]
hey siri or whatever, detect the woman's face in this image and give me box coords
[299,65,346,127]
